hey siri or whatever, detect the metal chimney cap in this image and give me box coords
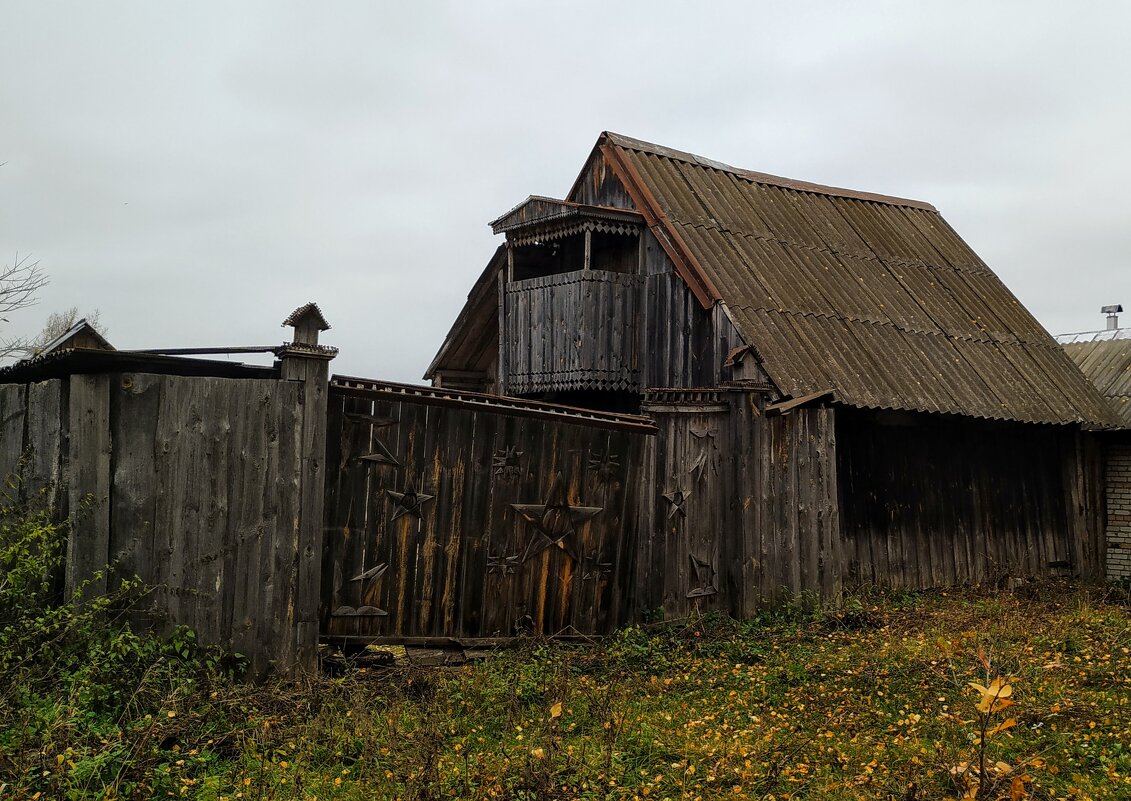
[1101,304,1123,314]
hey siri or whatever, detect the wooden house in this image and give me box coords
[429,132,1118,609]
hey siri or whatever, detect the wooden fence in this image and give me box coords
[2,338,1111,673]
[0,339,331,678]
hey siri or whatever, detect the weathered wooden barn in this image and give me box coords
[427,131,1119,615]
[1,134,1122,676]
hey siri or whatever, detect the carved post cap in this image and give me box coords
[283,302,332,347]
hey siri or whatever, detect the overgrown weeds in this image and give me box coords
[1,486,1128,799]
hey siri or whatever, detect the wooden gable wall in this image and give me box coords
[566,148,750,393]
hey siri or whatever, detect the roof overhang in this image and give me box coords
[490,196,644,236]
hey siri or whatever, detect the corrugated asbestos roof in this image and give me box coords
[598,132,1118,427]
[1061,334,1131,428]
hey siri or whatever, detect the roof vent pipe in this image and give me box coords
[1102,304,1123,330]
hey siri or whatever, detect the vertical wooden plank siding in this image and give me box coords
[0,380,66,513]
[107,373,309,678]
[504,270,643,394]
[837,409,1100,589]
[741,406,842,607]
[0,384,29,483]
[25,381,65,508]
[322,386,652,638]
[636,394,730,620]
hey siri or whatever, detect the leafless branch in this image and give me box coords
[0,252,48,319]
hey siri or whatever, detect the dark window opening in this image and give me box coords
[510,231,639,281]
[590,231,638,274]
[511,235,585,281]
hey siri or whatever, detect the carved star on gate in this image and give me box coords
[387,485,435,521]
[492,445,524,479]
[511,473,603,563]
[662,488,689,518]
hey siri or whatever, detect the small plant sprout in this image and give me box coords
[950,646,1029,800]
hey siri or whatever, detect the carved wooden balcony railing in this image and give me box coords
[503,270,643,394]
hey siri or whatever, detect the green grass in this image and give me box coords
[3,581,1130,800]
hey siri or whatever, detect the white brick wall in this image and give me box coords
[1108,443,1131,581]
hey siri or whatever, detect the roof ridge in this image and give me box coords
[602,131,938,213]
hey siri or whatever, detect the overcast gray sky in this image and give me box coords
[2,2,1128,379]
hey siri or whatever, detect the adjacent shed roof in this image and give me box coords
[0,348,278,383]
[37,318,113,355]
[590,132,1117,427]
[1060,331,1131,428]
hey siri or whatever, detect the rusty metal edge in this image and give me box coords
[599,140,722,310]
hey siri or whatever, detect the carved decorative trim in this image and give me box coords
[349,563,388,583]
[689,427,719,482]
[509,219,641,247]
[687,554,718,599]
[331,605,388,618]
[358,438,399,467]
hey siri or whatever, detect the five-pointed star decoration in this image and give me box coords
[492,445,524,479]
[512,473,603,563]
[587,446,621,484]
[687,554,718,598]
[387,485,435,521]
[662,488,689,519]
[486,553,520,576]
[581,554,613,582]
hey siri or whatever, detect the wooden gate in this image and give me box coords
[321,378,654,640]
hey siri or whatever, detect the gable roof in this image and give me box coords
[282,302,331,331]
[1060,330,1131,427]
[425,245,505,380]
[577,132,1117,427]
[37,318,113,355]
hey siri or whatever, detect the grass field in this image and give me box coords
[2,576,1129,800]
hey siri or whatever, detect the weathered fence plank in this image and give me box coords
[66,374,111,599]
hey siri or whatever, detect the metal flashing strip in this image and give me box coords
[330,376,657,434]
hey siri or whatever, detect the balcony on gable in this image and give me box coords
[492,197,646,400]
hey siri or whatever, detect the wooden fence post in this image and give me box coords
[278,303,337,674]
